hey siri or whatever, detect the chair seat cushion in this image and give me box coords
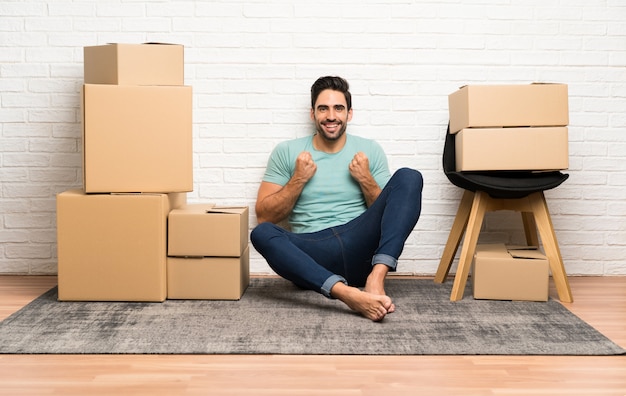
[446,171,569,199]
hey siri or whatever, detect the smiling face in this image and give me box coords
[310,89,353,144]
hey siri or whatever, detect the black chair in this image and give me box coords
[434,124,573,302]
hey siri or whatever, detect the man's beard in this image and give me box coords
[315,120,347,142]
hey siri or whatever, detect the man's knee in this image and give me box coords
[250,221,276,250]
[394,167,423,192]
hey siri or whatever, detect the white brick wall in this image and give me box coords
[1,1,625,276]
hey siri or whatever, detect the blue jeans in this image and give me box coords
[250,167,423,298]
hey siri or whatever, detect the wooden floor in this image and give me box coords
[0,276,624,396]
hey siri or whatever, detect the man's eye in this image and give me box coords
[334,106,345,112]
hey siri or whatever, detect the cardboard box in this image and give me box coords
[167,246,250,300]
[168,192,188,210]
[56,189,182,302]
[84,43,184,85]
[472,244,549,302]
[448,84,569,133]
[168,204,249,257]
[455,127,569,171]
[82,84,193,193]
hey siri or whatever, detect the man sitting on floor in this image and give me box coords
[251,76,423,321]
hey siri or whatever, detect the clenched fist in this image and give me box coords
[348,152,371,184]
[294,151,317,183]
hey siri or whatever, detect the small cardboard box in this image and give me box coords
[472,243,549,302]
[448,84,569,134]
[84,43,184,86]
[168,204,249,257]
[82,84,193,193]
[56,189,184,302]
[167,246,250,300]
[455,127,569,172]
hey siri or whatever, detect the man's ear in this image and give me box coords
[347,108,353,122]
[310,108,315,121]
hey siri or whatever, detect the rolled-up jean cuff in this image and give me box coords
[321,275,347,298]
[372,254,397,271]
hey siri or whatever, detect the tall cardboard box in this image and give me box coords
[455,127,569,171]
[82,84,193,193]
[56,189,183,302]
[168,205,249,257]
[84,43,184,86]
[472,244,549,302]
[448,84,569,133]
[167,247,250,300]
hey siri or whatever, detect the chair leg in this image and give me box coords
[434,190,474,283]
[450,191,489,301]
[529,192,573,303]
[521,211,539,246]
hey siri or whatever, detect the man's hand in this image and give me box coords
[255,151,316,225]
[294,151,317,183]
[349,152,381,207]
[348,152,371,184]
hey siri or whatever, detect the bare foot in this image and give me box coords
[330,283,392,322]
[364,264,395,313]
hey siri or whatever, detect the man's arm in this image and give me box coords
[349,151,382,207]
[255,151,317,224]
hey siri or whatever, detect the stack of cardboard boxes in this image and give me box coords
[447,83,570,301]
[56,43,249,302]
[449,83,569,172]
[167,204,250,300]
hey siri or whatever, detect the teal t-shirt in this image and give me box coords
[262,134,391,233]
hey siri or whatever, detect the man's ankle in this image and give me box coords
[370,263,390,278]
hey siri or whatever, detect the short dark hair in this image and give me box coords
[310,76,352,110]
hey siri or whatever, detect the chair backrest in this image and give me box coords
[442,123,456,176]
[442,122,481,193]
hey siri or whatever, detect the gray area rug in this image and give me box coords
[0,278,623,355]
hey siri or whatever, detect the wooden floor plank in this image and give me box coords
[0,275,624,395]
